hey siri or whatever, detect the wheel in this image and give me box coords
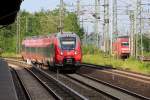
[48,61,55,70]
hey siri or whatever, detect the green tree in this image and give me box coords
[0,9,84,53]
[64,12,84,38]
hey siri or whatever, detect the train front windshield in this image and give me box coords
[60,37,76,50]
[121,42,129,46]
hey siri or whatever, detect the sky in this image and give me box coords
[21,0,59,12]
[21,0,76,13]
[20,0,150,35]
[20,0,94,33]
[20,0,132,34]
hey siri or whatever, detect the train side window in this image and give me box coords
[30,47,32,53]
[36,47,38,54]
[29,47,31,53]
[44,47,47,57]
[39,47,42,55]
[30,47,33,53]
[35,47,38,54]
[26,47,28,53]
[41,47,44,56]
[47,46,50,57]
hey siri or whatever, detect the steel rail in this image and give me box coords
[25,68,63,100]
[82,63,150,79]
[76,73,150,100]
[65,74,119,100]
[11,68,32,100]
[32,66,88,100]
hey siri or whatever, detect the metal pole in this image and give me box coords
[129,11,134,56]
[59,0,63,33]
[112,0,117,55]
[19,15,21,54]
[134,0,138,58]
[16,16,18,54]
[135,0,142,58]
[16,14,20,54]
[141,18,144,58]
[139,0,143,58]
[95,0,99,47]
[77,0,80,19]
[104,0,109,54]
[26,17,28,33]
[98,0,100,48]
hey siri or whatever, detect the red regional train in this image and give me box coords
[113,36,130,59]
[21,32,82,70]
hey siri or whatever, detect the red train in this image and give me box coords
[113,36,130,58]
[21,32,82,70]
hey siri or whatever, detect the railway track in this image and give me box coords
[6,59,117,100]
[138,56,150,61]
[9,62,88,100]
[73,73,149,100]
[82,63,150,82]
[29,67,88,100]
[44,69,150,100]
[42,70,117,100]
[6,58,150,100]
[10,64,56,100]
[10,67,31,100]
[80,63,150,99]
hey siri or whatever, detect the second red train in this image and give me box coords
[113,36,130,58]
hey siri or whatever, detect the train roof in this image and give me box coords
[56,32,78,38]
[23,35,50,40]
[117,36,129,38]
[23,32,79,41]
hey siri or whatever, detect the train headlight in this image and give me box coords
[60,52,63,55]
[75,51,77,55]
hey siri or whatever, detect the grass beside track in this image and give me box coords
[1,52,21,58]
[2,52,150,75]
[83,54,150,75]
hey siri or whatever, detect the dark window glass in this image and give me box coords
[60,37,76,50]
[121,42,129,46]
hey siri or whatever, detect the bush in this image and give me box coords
[1,52,21,58]
[82,45,103,55]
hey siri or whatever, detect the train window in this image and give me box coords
[26,47,29,52]
[44,47,48,57]
[121,42,129,46]
[60,37,76,50]
[39,47,43,55]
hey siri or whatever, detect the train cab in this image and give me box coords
[54,33,82,69]
[113,36,130,59]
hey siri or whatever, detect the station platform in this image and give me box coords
[0,59,18,100]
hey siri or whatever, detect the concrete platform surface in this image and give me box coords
[0,59,18,100]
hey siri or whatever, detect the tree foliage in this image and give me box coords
[141,35,150,52]
[0,9,84,53]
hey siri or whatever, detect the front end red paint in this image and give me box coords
[54,38,82,66]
